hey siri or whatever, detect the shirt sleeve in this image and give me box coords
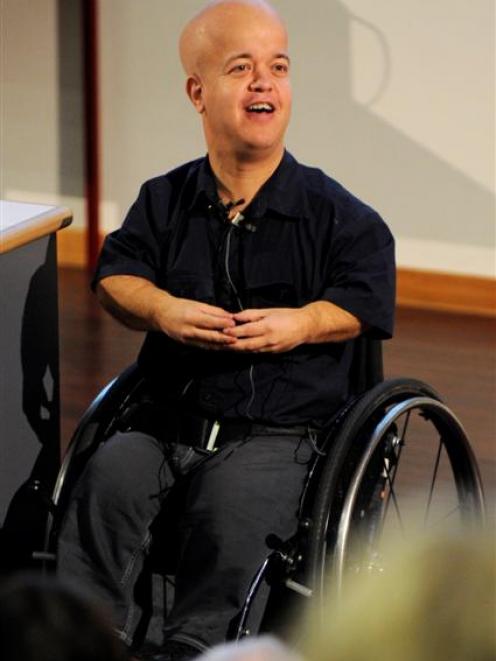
[91,178,170,290]
[321,206,396,339]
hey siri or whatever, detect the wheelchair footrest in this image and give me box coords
[285,578,313,598]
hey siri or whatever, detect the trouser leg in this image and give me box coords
[57,431,172,646]
[163,433,313,649]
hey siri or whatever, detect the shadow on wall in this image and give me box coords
[51,0,494,256]
[1,236,60,573]
[286,0,494,250]
[21,235,61,483]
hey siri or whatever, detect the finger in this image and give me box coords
[232,309,269,323]
[191,329,237,345]
[194,311,236,330]
[198,303,235,320]
[223,321,266,338]
[227,337,275,352]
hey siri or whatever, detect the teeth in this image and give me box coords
[248,103,274,112]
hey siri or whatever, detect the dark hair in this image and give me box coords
[0,573,128,661]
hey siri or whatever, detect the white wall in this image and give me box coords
[98,0,496,277]
[2,0,495,277]
[0,0,87,232]
[283,0,496,276]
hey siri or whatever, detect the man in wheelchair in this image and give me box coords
[57,1,395,659]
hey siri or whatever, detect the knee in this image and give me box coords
[73,431,166,506]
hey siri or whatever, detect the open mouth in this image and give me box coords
[246,103,275,114]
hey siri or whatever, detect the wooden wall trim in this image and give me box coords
[57,227,96,268]
[57,229,496,317]
[397,268,495,317]
[83,0,101,271]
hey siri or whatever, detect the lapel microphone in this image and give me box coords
[211,197,256,232]
[216,197,245,219]
[225,198,245,212]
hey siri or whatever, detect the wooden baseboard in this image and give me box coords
[57,226,104,268]
[397,268,496,317]
[57,228,496,317]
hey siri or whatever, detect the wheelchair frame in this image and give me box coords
[43,359,486,643]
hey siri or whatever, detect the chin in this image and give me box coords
[238,132,286,155]
[235,141,284,160]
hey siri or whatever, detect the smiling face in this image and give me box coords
[180,1,292,162]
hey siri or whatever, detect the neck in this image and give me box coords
[208,146,284,208]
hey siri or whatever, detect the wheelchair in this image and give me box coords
[42,337,486,643]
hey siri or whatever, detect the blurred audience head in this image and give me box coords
[294,528,495,661]
[0,572,127,661]
[197,635,301,661]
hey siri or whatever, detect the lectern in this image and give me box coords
[0,201,72,568]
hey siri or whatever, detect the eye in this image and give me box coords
[272,61,289,75]
[229,62,251,74]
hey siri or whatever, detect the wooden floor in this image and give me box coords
[58,268,495,514]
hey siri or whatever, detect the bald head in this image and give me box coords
[179,1,286,77]
[178,0,292,163]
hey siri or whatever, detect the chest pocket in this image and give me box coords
[244,270,299,309]
[164,272,215,304]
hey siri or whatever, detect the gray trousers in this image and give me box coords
[57,428,314,650]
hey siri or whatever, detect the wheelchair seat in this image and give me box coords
[42,336,486,645]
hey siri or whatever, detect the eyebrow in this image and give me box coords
[225,52,291,66]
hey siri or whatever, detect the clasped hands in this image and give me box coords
[156,297,313,353]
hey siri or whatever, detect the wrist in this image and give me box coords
[148,288,174,332]
[300,304,320,343]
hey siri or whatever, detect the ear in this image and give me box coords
[185,75,205,113]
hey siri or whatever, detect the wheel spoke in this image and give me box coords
[326,389,484,600]
[425,504,461,529]
[424,438,443,525]
[380,410,410,533]
[383,460,404,534]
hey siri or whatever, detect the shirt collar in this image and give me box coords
[186,157,218,212]
[186,150,309,220]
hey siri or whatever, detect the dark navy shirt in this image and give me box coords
[93,151,395,426]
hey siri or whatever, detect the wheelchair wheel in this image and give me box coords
[306,378,485,601]
[43,364,148,562]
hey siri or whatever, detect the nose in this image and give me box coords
[248,67,273,92]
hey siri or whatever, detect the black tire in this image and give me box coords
[306,378,485,600]
[43,364,147,562]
